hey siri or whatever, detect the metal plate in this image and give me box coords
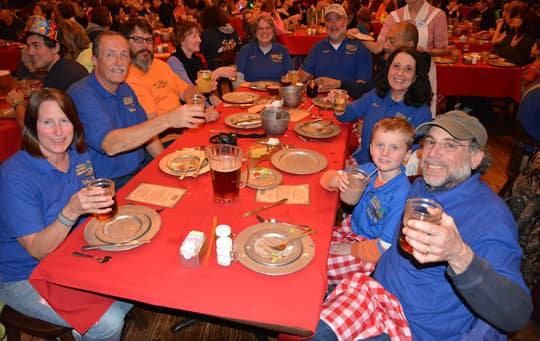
[83,205,162,251]
[294,120,341,139]
[247,167,283,190]
[249,81,280,91]
[271,148,328,175]
[94,212,152,244]
[234,222,315,276]
[488,61,516,68]
[311,97,333,110]
[222,92,259,104]
[159,150,209,177]
[224,112,262,129]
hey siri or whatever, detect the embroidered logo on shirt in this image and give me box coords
[322,48,331,54]
[345,44,358,54]
[372,102,379,108]
[271,54,283,63]
[395,112,410,121]
[122,96,137,112]
[153,80,168,89]
[76,160,94,177]
[366,195,385,222]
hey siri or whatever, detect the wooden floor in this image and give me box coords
[9,108,540,341]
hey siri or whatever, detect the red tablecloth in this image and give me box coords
[436,61,521,102]
[0,101,21,162]
[0,48,21,72]
[30,96,349,337]
[278,32,326,56]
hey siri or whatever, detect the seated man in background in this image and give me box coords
[120,18,218,122]
[464,0,496,31]
[363,0,448,57]
[312,111,532,340]
[299,4,372,88]
[317,21,419,99]
[68,31,205,188]
[7,16,88,126]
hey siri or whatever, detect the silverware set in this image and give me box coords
[72,251,111,263]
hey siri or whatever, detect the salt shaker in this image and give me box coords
[215,224,232,238]
[216,236,233,266]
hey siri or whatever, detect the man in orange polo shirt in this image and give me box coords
[121,17,218,123]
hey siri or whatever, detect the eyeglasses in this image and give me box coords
[128,36,154,44]
[256,26,272,32]
[422,137,470,152]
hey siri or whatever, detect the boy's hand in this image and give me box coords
[337,170,350,192]
[330,242,353,256]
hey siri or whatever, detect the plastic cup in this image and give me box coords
[399,198,442,254]
[88,178,117,221]
[333,89,347,114]
[197,70,212,94]
[339,168,370,205]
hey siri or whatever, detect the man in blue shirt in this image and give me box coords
[68,31,204,187]
[299,4,372,85]
[312,111,532,340]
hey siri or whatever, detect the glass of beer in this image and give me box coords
[399,198,442,254]
[333,89,347,114]
[197,70,212,94]
[206,144,244,203]
[88,178,117,221]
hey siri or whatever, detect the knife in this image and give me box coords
[81,240,150,250]
[242,198,288,218]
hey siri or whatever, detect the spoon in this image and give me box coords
[267,229,316,251]
[72,251,111,263]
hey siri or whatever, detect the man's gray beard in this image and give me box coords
[133,58,151,72]
[424,168,472,192]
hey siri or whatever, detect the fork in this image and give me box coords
[72,251,111,263]
[267,229,316,251]
[255,214,311,230]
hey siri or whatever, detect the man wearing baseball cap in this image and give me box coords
[312,111,531,340]
[6,16,88,125]
[299,4,372,86]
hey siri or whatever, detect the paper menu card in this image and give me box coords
[288,109,311,122]
[255,184,310,205]
[125,183,186,208]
